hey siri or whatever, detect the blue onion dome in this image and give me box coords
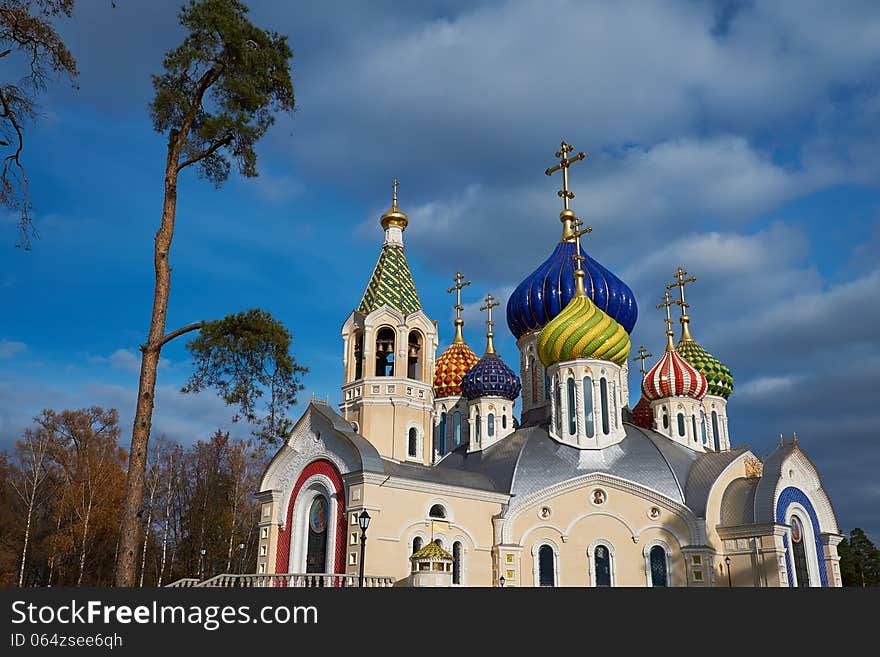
[506,239,638,339]
[460,352,522,401]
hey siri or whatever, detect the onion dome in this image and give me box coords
[677,338,733,399]
[641,348,708,401]
[506,237,638,339]
[536,295,631,367]
[632,396,654,429]
[460,352,521,401]
[434,342,480,398]
[641,294,707,401]
[461,293,521,401]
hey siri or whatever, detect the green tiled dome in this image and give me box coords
[536,295,630,367]
[359,244,421,316]
[677,338,734,399]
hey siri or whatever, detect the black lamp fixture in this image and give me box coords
[358,510,371,588]
[499,575,506,588]
[725,556,732,588]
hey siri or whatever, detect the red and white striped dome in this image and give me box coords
[642,349,708,401]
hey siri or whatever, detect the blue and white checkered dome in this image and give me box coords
[460,352,521,401]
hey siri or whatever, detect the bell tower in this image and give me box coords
[339,180,438,464]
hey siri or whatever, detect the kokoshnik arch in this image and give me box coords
[255,143,842,588]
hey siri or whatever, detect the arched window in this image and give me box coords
[791,515,810,587]
[700,411,707,446]
[662,408,669,430]
[545,374,551,399]
[567,377,576,435]
[453,411,461,446]
[711,411,720,451]
[305,495,329,574]
[677,413,686,437]
[412,536,423,554]
[408,427,418,458]
[600,378,610,435]
[375,327,395,377]
[438,412,447,455]
[502,413,507,429]
[407,330,422,380]
[691,415,698,442]
[610,382,617,428]
[429,504,447,519]
[475,412,481,443]
[538,545,555,587]
[452,541,463,585]
[352,331,363,380]
[583,376,594,438]
[488,413,495,437]
[529,355,538,404]
[649,545,669,587]
[594,544,612,587]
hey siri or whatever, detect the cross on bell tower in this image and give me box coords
[447,272,472,345]
[666,266,697,342]
[633,346,654,379]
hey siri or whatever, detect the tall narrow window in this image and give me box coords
[488,413,495,437]
[594,544,612,587]
[502,414,507,429]
[407,330,422,380]
[538,545,555,587]
[438,412,447,455]
[408,428,418,458]
[691,415,698,442]
[791,516,810,587]
[475,413,481,443]
[610,382,617,429]
[545,374,551,399]
[600,378,610,435]
[554,379,562,433]
[662,408,669,430]
[649,546,668,587]
[529,355,538,404]
[453,411,461,446]
[375,327,395,377]
[353,331,363,380]
[677,413,686,437]
[412,537,423,554]
[567,377,576,435]
[711,411,720,451]
[583,376,594,438]
[452,542,462,585]
[700,412,707,446]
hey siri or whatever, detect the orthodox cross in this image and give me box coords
[657,291,676,351]
[480,293,501,354]
[545,140,587,212]
[447,272,472,344]
[666,266,696,312]
[632,346,653,379]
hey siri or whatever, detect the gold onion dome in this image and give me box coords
[536,295,631,367]
[380,178,408,230]
[434,342,480,398]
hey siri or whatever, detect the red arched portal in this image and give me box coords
[275,459,346,574]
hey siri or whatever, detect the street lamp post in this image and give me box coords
[725,556,732,587]
[499,575,506,588]
[358,510,371,588]
[199,549,206,581]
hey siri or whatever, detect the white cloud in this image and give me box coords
[0,340,26,359]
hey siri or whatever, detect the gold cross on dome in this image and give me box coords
[545,140,587,212]
[633,345,654,378]
[480,293,501,354]
[447,272,472,344]
[570,218,593,267]
[666,266,697,312]
[657,291,676,351]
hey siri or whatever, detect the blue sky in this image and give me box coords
[1,0,879,539]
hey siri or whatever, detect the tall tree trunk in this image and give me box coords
[115,65,221,587]
[139,470,158,587]
[17,493,35,587]
[158,451,173,587]
[77,501,92,587]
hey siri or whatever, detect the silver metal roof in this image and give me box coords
[720,477,759,526]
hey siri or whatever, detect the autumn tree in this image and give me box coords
[116,0,302,586]
[0,0,78,248]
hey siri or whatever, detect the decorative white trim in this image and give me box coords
[531,539,560,587]
[404,420,424,462]
[361,471,510,503]
[785,503,822,588]
[426,498,452,522]
[642,539,673,587]
[587,539,616,587]
[287,474,339,575]
[451,538,468,586]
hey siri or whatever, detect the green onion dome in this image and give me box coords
[537,294,631,367]
[677,337,734,399]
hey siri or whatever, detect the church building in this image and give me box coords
[255,142,843,587]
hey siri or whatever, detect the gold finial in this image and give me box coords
[447,271,472,344]
[666,266,697,342]
[380,178,409,231]
[480,293,501,355]
[656,291,676,352]
[570,217,593,297]
[633,346,654,379]
[545,140,587,241]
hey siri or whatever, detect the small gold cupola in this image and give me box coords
[380,178,409,231]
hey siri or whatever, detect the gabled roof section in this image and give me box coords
[358,244,421,316]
